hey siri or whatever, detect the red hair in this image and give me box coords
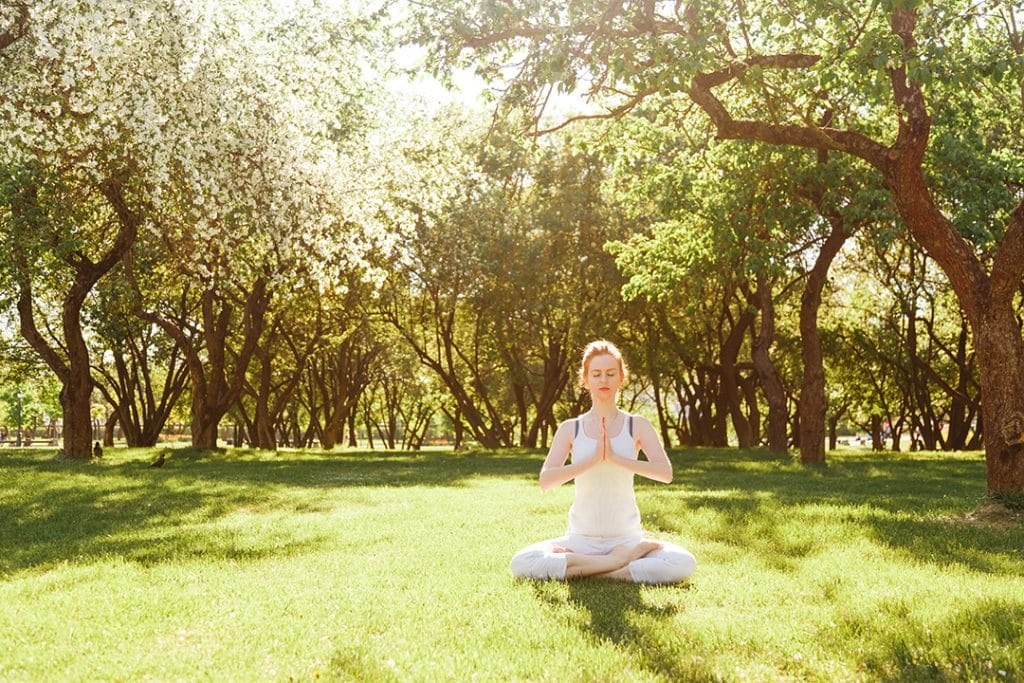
[578,340,628,388]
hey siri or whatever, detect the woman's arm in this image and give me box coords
[539,420,598,490]
[608,416,673,483]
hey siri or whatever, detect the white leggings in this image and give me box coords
[510,533,696,584]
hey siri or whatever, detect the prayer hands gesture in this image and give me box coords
[599,416,613,463]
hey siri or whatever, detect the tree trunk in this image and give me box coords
[12,178,139,459]
[945,317,975,450]
[870,414,883,452]
[652,379,673,448]
[103,410,117,447]
[60,365,93,458]
[251,340,277,449]
[719,307,756,448]
[750,275,789,455]
[141,281,270,451]
[797,219,848,465]
[192,411,220,449]
[974,306,1024,495]
[347,410,358,447]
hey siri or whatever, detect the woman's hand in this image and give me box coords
[600,417,611,462]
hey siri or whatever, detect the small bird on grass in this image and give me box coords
[149,451,166,468]
[93,441,103,458]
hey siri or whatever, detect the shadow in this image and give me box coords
[531,579,717,681]
[0,448,544,577]
[658,448,1024,577]
[0,447,542,489]
[838,598,1024,681]
[4,446,1021,583]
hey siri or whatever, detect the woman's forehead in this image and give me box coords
[588,354,619,371]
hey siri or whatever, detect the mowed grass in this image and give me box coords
[1,446,1022,682]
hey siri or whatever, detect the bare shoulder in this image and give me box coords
[631,415,661,442]
[552,418,578,442]
[631,414,656,432]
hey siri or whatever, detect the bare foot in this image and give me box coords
[611,541,662,563]
[551,545,574,554]
[630,540,663,560]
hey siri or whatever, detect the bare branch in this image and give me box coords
[529,85,658,136]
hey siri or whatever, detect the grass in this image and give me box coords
[0,446,1022,682]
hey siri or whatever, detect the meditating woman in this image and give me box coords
[510,340,696,584]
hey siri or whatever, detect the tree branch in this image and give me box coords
[990,199,1024,303]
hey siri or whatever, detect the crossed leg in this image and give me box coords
[511,536,695,584]
[557,540,663,579]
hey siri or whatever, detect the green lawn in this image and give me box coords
[1,446,1021,682]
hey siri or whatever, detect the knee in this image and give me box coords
[510,548,565,580]
[509,549,541,578]
[663,550,697,583]
[633,549,696,584]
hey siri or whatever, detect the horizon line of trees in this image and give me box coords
[2,1,1022,499]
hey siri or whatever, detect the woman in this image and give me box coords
[510,340,696,584]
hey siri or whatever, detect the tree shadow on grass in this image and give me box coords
[0,447,541,489]
[531,580,717,681]
[0,449,542,577]
[671,447,988,514]
[0,471,330,576]
[837,597,1024,681]
[655,449,1024,577]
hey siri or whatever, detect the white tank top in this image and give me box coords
[566,415,642,538]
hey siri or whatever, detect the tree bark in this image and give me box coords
[720,306,756,448]
[870,414,884,452]
[749,275,789,455]
[797,218,848,464]
[103,410,117,447]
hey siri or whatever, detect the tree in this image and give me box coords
[380,117,629,447]
[0,2,207,458]
[121,1,383,449]
[414,1,1024,496]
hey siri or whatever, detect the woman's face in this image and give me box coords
[585,353,623,399]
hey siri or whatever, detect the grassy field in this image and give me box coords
[1,446,1022,682]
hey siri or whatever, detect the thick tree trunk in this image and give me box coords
[60,365,93,458]
[871,414,883,451]
[142,281,269,451]
[974,307,1024,495]
[253,400,276,450]
[191,411,220,449]
[797,220,848,465]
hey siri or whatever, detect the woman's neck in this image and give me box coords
[588,399,620,419]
